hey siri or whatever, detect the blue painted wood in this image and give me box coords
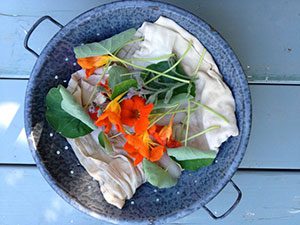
[1,166,300,225]
[0,0,300,83]
[0,80,32,164]
[1,80,299,169]
[240,84,300,168]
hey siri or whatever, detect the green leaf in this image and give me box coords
[45,86,93,138]
[108,65,129,89]
[143,159,177,189]
[111,79,137,99]
[74,28,136,58]
[142,60,196,101]
[146,93,158,104]
[59,86,97,130]
[98,131,114,155]
[164,88,173,104]
[175,158,215,171]
[167,147,216,161]
[167,147,216,171]
[154,93,193,109]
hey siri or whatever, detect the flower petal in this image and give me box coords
[120,109,136,126]
[133,154,144,166]
[149,145,165,162]
[135,117,150,134]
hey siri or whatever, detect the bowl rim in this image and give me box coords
[24,0,252,224]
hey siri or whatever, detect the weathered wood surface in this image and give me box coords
[1,80,299,169]
[1,166,300,225]
[0,0,300,83]
[1,0,300,225]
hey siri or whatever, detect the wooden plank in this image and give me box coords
[0,0,300,83]
[240,84,300,168]
[1,166,300,225]
[0,79,33,164]
[1,80,300,169]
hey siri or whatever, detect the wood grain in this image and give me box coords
[0,0,299,83]
[1,80,299,169]
[1,166,300,225]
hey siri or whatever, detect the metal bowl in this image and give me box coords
[24,1,251,224]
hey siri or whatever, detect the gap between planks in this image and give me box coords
[2,163,300,173]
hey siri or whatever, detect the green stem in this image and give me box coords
[183,125,221,142]
[84,62,111,109]
[180,115,188,140]
[114,37,144,55]
[148,104,178,128]
[164,41,192,74]
[145,41,192,85]
[125,53,175,62]
[110,55,190,84]
[193,48,206,76]
[192,100,229,124]
[149,106,198,116]
[109,132,122,139]
[120,72,140,77]
[184,100,191,146]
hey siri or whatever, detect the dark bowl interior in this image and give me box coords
[25,1,251,224]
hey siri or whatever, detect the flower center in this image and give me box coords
[132,109,140,119]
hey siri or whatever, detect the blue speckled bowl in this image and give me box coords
[24,1,251,224]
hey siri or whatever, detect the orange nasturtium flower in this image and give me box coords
[124,131,165,165]
[77,55,113,78]
[149,116,182,148]
[95,94,124,134]
[120,96,153,134]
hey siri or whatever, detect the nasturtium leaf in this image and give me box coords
[167,147,217,171]
[143,159,177,189]
[45,86,93,138]
[164,88,174,104]
[143,60,196,101]
[154,93,193,109]
[59,85,97,130]
[98,131,114,155]
[74,28,136,58]
[108,65,129,89]
[167,147,216,161]
[146,93,158,104]
[111,79,137,99]
[175,158,215,171]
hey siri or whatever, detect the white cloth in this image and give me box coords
[120,16,238,150]
[67,70,145,209]
[66,16,239,209]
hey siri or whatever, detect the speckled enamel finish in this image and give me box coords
[24,1,251,224]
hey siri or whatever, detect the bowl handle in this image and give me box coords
[203,179,242,219]
[24,16,63,58]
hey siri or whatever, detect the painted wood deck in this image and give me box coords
[0,0,299,225]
